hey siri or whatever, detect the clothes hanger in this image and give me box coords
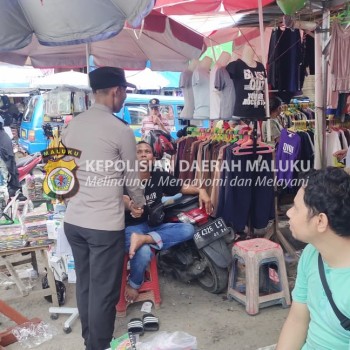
[233,132,273,155]
[235,132,251,145]
[232,142,273,155]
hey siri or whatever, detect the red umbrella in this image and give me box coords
[154,0,275,15]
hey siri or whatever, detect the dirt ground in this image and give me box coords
[1,273,292,350]
[1,248,298,350]
[1,202,301,350]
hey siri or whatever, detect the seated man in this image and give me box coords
[123,141,212,303]
[277,167,350,350]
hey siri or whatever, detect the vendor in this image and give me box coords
[262,96,284,145]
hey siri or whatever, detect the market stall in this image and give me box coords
[1,1,350,349]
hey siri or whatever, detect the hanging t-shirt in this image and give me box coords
[209,64,221,120]
[179,70,195,119]
[192,66,210,119]
[214,67,235,119]
[276,128,301,186]
[226,59,266,119]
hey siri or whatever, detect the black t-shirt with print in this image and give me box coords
[125,169,183,226]
[226,59,266,119]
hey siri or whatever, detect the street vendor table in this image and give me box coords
[0,245,58,305]
[0,245,58,347]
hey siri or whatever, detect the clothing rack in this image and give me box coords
[326,119,350,129]
[186,126,243,143]
[290,119,316,130]
[184,123,298,256]
[264,153,299,259]
[245,119,260,237]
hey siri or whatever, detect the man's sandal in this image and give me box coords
[127,318,144,336]
[142,313,159,331]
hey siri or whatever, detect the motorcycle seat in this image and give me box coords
[16,155,34,167]
[16,153,40,167]
[163,194,198,209]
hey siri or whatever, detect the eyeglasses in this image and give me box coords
[150,106,159,110]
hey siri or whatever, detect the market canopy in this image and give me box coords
[125,68,175,90]
[30,71,89,89]
[0,10,205,71]
[0,0,155,50]
[154,0,275,15]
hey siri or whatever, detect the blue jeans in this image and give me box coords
[125,222,195,289]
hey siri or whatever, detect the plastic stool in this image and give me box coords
[116,253,161,317]
[227,238,291,315]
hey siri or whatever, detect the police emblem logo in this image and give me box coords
[43,159,77,198]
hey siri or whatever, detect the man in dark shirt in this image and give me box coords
[123,141,212,302]
[0,116,24,199]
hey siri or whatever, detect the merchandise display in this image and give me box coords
[25,175,47,202]
[226,46,266,119]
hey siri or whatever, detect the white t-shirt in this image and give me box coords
[209,64,220,119]
[192,66,210,119]
[179,70,195,119]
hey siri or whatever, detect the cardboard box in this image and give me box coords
[49,255,67,282]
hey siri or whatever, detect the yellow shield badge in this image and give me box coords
[43,159,77,198]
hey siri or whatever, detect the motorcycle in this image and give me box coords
[16,152,42,182]
[157,195,233,294]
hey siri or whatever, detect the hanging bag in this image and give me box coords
[147,202,165,227]
[318,254,350,331]
[145,130,177,160]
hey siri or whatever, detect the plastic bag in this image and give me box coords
[42,273,66,306]
[137,331,197,350]
[12,321,58,349]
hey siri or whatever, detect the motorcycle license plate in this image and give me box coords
[193,217,230,250]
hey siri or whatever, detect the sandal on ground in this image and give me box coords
[142,313,159,331]
[127,318,144,336]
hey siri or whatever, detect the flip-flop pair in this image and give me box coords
[127,313,159,336]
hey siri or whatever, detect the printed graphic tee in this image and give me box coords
[276,129,301,186]
[125,169,182,226]
[226,59,266,119]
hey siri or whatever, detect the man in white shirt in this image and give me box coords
[141,98,170,139]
